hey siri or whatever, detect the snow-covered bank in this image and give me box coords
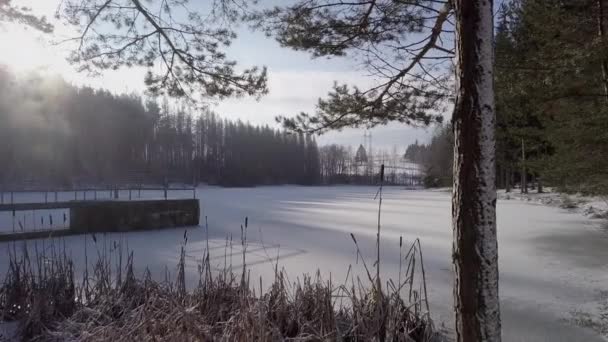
[429,186,608,221]
[498,188,608,221]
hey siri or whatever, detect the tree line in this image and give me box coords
[404,125,453,188]
[0,68,421,188]
[0,68,323,188]
[319,144,422,186]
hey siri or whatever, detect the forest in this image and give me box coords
[0,68,321,187]
[404,0,608,195]
[0,68,413,188]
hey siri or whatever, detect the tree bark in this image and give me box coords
[521,138,527,194]
[452,0,501,341]
[498,165,504,189]
[598,0,608,101]
[505,167,511,193]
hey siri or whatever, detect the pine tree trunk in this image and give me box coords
[530,175,536,192]
[521,139,527,194]
[452,0,501,341]
[598,0,608,100]
[505,167,511,193]
[498,165,504,189]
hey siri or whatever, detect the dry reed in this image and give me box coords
[1,221,440,341]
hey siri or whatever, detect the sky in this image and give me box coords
[0,0,440,152]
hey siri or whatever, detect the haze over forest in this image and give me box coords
[0,0,435,151]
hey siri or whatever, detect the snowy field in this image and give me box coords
[1,185,607,341]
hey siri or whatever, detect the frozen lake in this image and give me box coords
[1,185,607,341]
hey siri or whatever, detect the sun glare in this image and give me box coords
[0,22,147,94]
[0,24,60,71]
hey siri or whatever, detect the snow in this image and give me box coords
[0,185,607,341]
[498,188,608,220]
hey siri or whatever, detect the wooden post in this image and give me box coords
[10,191,13,204]
[129,189,132,200]
[45,192,48,203]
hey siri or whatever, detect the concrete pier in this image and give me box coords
[0,199,199,241]
[70,199,199,233]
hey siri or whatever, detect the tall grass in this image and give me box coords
[1,186,440,341]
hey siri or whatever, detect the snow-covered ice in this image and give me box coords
[1,185,607,341]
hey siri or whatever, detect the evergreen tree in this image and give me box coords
[354,145,368,165]
[495,0,608,195]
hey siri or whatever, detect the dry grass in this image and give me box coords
[1,223,439,341]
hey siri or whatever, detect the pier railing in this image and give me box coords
[0,186,197,205]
